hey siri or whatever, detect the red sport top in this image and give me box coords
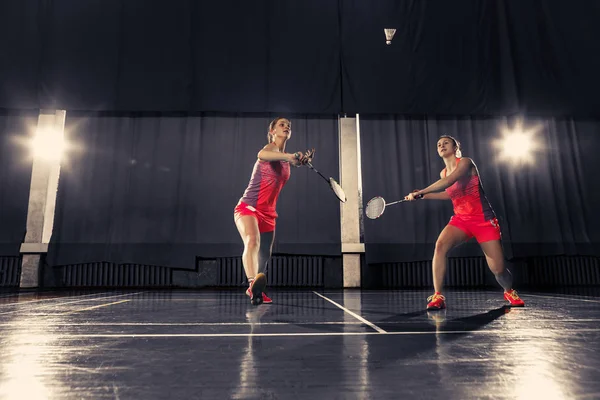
[444,158,495,221]
[240,160,291,216]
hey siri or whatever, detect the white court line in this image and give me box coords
[4,317,600,327]
[312,291,387,333]
[0,292,145,315]
[49,327,600,338]
[336,291,600,304]
[0,321,366,326]
[0,291,115,308]
[60,299,132,315]
[525,293,600,304]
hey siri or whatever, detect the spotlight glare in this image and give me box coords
[31,127,65,162]
[493,124,542,166]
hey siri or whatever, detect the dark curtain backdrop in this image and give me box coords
[0,0,340,114]
[47,113,340,269]
[341,0,600,116]
[361,116,600,264]
[0,111,36,255]
[2,1,600,116]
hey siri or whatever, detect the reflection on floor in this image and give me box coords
[1,288,599,399]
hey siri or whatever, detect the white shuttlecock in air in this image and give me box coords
[384,28,397,45]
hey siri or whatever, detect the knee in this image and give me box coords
[243,234,260,250]
[488,260,505,275]
[434,239,452,256]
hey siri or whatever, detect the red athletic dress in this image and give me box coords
[444,158,501,243]
[234,160,291,233]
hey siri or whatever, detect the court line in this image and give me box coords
[0,321,365,326]
[329,291,498,296]
[524,293,600,304]
[324,291,600,304]
[48,327,600,338]
[60,299,131,315]
[3,317,600,327]
[0,291,115,308]
[0,292,145,315]
[312,291,386,333]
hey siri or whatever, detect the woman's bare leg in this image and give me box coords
[480,240,513,291]
[432,225,470,293]
[258,231,275,275]
[235,216,261,281]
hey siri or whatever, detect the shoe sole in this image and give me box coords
[504,295,525,307]
[250,273,267,306]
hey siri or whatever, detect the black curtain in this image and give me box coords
[0,0,341,114]
[361,116,600,264]
[3,1,600,117]
[47,113,340,269]
[0,110,36,255]
[341,0,518,115]
[341,0,600,116]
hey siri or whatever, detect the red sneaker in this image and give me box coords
[504,289,525,307]
[245,273,266,306]
[426,292,446,310]
[262,292,272,304]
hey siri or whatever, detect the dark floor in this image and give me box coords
[1,288,599,399]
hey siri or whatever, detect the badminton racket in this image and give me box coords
[306,161,346,203]
[365,194,423,219]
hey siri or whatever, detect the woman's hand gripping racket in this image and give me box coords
[296,150,347,203]
[365,194,423,219]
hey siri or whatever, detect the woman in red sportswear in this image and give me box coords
[405,135,524,310]
[234,117,313,306]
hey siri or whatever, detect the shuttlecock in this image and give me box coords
[384,28,396,45]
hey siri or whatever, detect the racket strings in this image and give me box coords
[366,197,385,219]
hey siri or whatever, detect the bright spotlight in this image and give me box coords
[31,127,65,162]
[501,132,534,159]
[493,122,542,165]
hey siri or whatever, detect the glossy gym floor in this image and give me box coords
[1,288,599,399]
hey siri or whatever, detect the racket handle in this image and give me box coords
[386,199,406,206]
[387,193,423,206]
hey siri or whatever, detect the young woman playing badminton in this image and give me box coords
[234,117,314,306]
[405,135,525,310]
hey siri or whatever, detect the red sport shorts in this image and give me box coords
[234,201,277,233]
[448,215,501,243]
